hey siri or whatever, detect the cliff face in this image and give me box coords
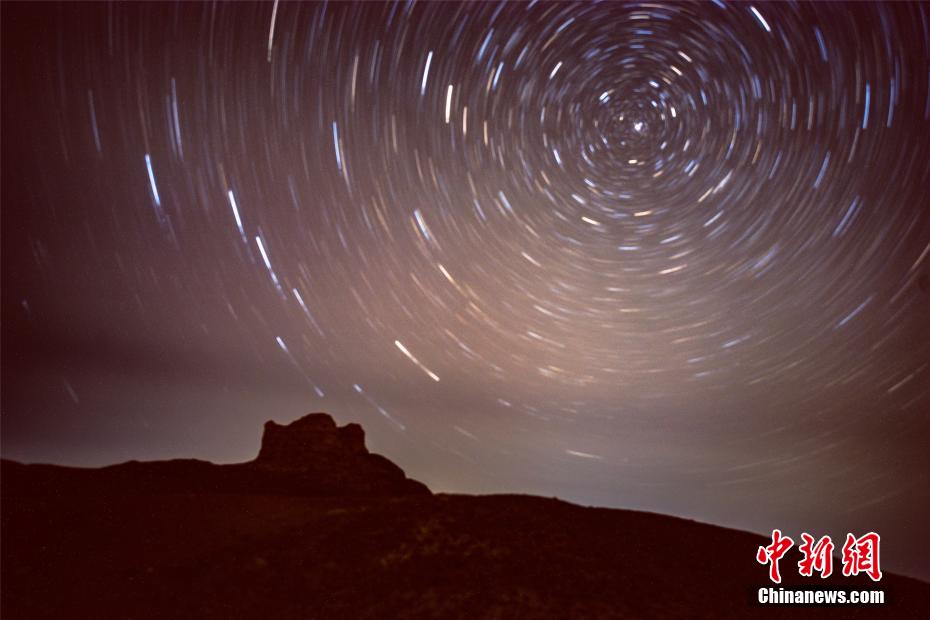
[255,414,368,468]
[251,413,429,496]
[1,412,430,498]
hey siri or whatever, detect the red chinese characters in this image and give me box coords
[798,533,834,578]
[757,529,794,583]
[757,530,882,582]
[841,532,882,582]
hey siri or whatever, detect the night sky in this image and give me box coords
[3,2,929,580]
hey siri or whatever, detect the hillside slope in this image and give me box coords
[3,414,927,618]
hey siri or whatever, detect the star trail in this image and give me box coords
[3,1,930,579]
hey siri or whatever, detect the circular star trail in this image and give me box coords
[3,1,930,578]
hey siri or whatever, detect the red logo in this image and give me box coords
[798,533,834,578]
[756,529,794,583]
[841,532,882,582]
[757,530,881,583]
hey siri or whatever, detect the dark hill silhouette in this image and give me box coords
[2,413,928,618]
[2,413,429,498]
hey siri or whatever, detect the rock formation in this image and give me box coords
[250,412,430,495]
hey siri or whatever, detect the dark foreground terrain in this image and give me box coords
[3,413,928,618]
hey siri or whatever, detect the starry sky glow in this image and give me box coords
[3,1,930,580]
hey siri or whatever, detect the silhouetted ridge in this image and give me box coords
[4,414,929,618]
[1,412,430,497]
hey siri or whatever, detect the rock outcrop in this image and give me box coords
[255,414,368,467]
[250,413,430,495]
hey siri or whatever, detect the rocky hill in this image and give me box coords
[2,413,928,618]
